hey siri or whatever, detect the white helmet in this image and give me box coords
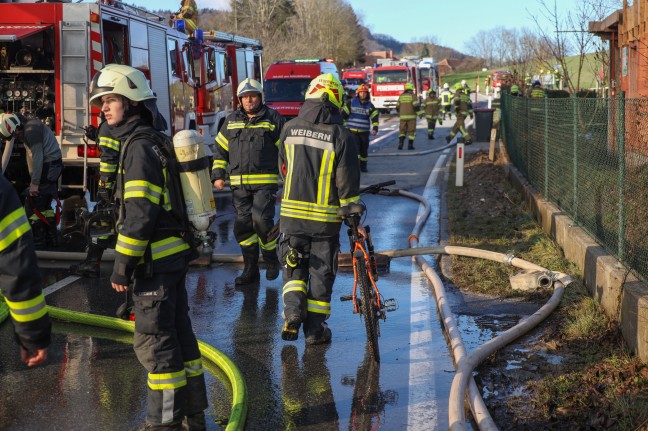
[236,78,263,102]
[461,79,466,86]
[0,113,20,139]
[443,83,449,89]
[89,64,155,108]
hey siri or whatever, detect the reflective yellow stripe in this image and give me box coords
[151,236,190,260]
[124,180,163,204]
[281,199,338,216]
[215,132,228,151]
[115,234,148,257]
[227,121,276,131]
[282,280,307,296]
[239,233,258,247]
[282,144,294,199]
[317,150,334,206]
[212,159,227,170]
[100,161,117,173]
[147,370,187,390]
[280,207,340,223]
[260,236,277,251]
[339,196,359,206]
[229,174,279,186]
[307,299,331,316]
[184,358,204,378]
[5,292,48,323]
[0,207,30,252]
[99,136,120,152]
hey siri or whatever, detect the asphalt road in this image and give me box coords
[1,113,479,431]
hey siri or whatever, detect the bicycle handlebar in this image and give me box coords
[359,180,396,194]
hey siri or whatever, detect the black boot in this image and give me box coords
[70,243,103,277]
[235,251,260,285]
[182,412,206,431]
[428,133,434,140]
[30,220,47,249]
[408,140,415,150]
[360,161,368,172]
[263,250,281,281]
[398,137,404,150]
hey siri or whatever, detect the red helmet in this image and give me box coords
[357,84,369,93]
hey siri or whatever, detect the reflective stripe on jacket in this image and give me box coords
[396,90,420,120]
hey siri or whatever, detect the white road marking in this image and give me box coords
[43,275,81,296]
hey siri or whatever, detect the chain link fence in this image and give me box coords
[500,93,648,282]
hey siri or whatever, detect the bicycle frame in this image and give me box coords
[350,235,383,317]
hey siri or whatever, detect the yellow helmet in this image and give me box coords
[511,85,520,93]
[305,73,344,108]
[405,82,414,91]
[89,64,155,108]
[236,78,263,101]
[454,82,462,91]
[0,113,20,139]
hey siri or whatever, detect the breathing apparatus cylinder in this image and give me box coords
[172,130,216,241]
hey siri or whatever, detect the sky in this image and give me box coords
[124,0,603,54]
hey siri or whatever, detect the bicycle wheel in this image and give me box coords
[355,254,380,362]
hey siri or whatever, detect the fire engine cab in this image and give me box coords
[0,0,262,202]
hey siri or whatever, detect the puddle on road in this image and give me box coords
[454,313,525,352]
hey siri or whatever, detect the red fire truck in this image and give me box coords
[0,0,262,202]
[369,59,421,113]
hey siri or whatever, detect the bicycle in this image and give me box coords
[338,180,398,363]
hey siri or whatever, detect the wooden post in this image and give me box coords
[489,128,497,161]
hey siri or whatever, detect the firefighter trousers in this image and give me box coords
[232,188,278,263]
[398,118,417,140]
[132,269,208,426]
[279,234,339,338]
[350,131,369,166]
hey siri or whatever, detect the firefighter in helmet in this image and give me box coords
[0,112,62,249]
[211,78,285,285]
[510,85,522,96]
[440,82,453,120]
[446,82,473,145]
[396,82,421,150]
[89,64,208,431]
[529,80,546,98]
[423,88,442,140]
[278,73,360,345]
[0,173,51,367]
[172,0,199,34]
[341,83,378,172]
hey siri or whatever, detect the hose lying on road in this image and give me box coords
[0,301,248,431]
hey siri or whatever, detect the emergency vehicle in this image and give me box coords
[341,69,366,92]
[0,0,262,201]
[263,59,339,120]
[370,59,421,113]
[417,57,438,96]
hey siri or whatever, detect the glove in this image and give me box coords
[84,125,99,142]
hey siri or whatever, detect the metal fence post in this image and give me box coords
[617,96,626,261]
[544,97,549,197]
[572,94,578,222]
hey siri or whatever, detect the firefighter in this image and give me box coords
[172,0,199,34]
[440,83,453,120]
[211,78,285,285]
[529,80,546,98]
[89,64,207,431]
[0,112,62,249]
[69,121,120,278]
[0,173,51,367]
[341,83,378,172]
[485,75,492,95]
[510,85,522,96]
[278,73,360,345]
[396,82,421,150]
[423,88,442,140]
[446,82,473,145]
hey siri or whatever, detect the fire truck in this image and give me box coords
[0,0,262,202]
[369,59,421,113]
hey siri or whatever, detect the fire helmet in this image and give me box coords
[532,80,542,87]
[405,82,414,91]
[305,73,344,108]
[236,78,263,101]
[443,83,449,89]
[0,113,20,139]
[511,85,520,93]
[89,64,156,108]
[461,79,467,86]
[454,82,462,91]
[428,88,436,95]
[357,84,369,94]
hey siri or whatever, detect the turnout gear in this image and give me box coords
[440,86,453,120]
[446,88,474,145]
[304,73,344,108]
[211,100,285,282]
[278,81,360,343]
[424,90,441,139]
[0,112,20,139]
[0,174,51,354]
[341,93,379,172]
[396,86,421,149]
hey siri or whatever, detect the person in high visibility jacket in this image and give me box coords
[440,82,453,120]
[396,82,421,150]
[211,78,285,285]
[0,173,51,367]
[172,0,198,34]
[423,88,442,139]
[529,80,546,98]
[341,83,378,172]
[278,73,360,345]
[89,64,207,431]
[446,83,473,145]
[0,113,62,249]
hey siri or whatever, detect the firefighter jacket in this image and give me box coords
[110,120,193,287]
[453,92,473,117]
[424,96,441,119]
[211,105,285,191]
[23,119,62,186]
[97,121,121,191]
[396,90,421,120]
[530,87,546,98]
[0,174,51,351]
[341,97,379,133]
[440,90,453,106]
[278,99,361,238]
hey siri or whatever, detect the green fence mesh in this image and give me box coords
[501,93,648,282]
